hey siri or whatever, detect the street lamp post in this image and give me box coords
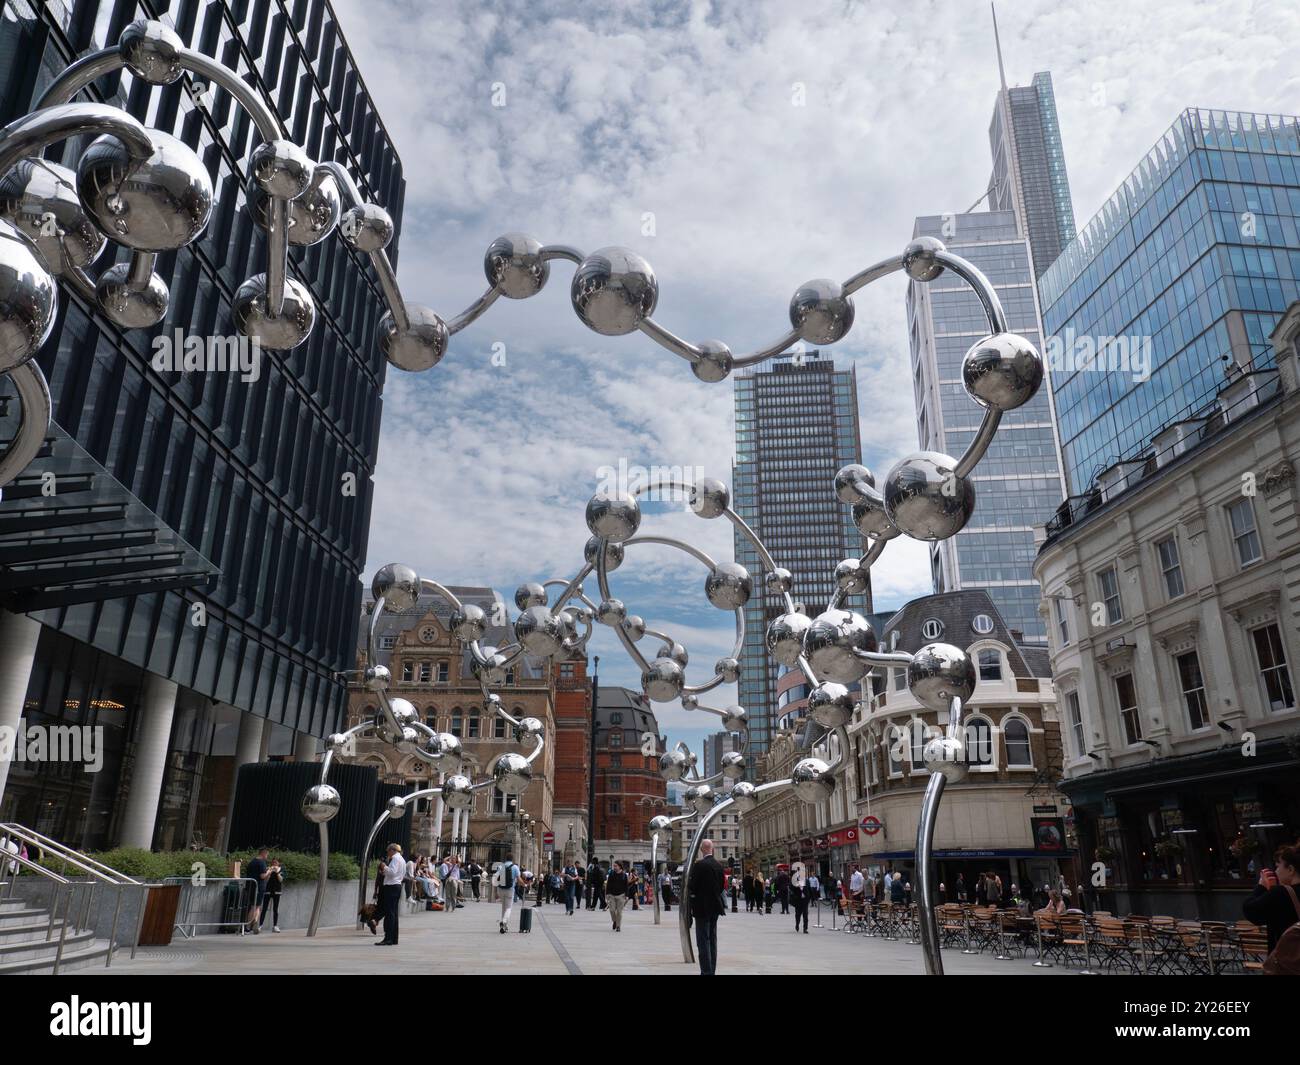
[587,656,599,863]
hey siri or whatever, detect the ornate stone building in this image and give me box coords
[346,589,557,869]
[593,685,667,868]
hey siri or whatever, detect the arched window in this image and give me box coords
[885,727,903,775]
[451,708,463,737]
[493,715,507,739]
[1004,717,1033,768]
[964,717,994,766]
[467,715,480,738]
[978,649,1003,682]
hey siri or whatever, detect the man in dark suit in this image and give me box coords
[688,838,727,975]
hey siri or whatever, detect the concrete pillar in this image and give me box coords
[449,808,462,858]
[257,717,273,762]
[292,731,321,762]
[0,610,41,809]
[461,808,470,861]
[220,711,266,851]
[119,673,179,849]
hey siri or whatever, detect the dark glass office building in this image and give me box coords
[1040,109,1300,496]
[0,0,401,851]
[732,354,867,762]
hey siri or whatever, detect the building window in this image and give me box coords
[467,716,480,738]
[379,635,397,650]
[1227,498,1262,567]
[971,613,994,635]
[921,618,944,640]
[493,716,507,739]
[623,824,631,840]
[608,776,621,791]
[978,649,1002,681]
[1054,596,1071,647]
[609,799,621,815]
[609,731,623,747]
[1066,691,1085,758]
[559,662,575,677]
[401,661,413,681]
[451,711,463,737]
[610,754,622,768]
[1115,673,1142,745]
[419,661,432,683]
[1097,566,1123,625]
[1156,537,1184,598]
[885,730,903,776]
[1175,651,1209,730]
[1003,718,1032,767]
[908,719,925,768]
[965,718,994,766]
[1252,624,1295,712]
[437,661,449,682]
[610,711,623,724]
[505,668,516,685]
[893,667,905,691]
[491,788,508,815]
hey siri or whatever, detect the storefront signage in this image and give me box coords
[861,814,882,836]
[1031,816,1067,853]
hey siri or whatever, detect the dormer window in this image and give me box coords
[978,649,1003,682]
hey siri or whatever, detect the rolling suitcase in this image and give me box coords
[519,907,533,933]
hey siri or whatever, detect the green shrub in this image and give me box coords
[18,846,358,883]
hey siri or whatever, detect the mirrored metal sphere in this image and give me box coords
[704,561,752,610]
[595,598,626,626]
[622,615,646,641]
[515,604,563,657]
[962,331,1044,412]
[371,563,420,611]
[681,693,698,710]
[808,681,856,727]
[289,174,340,245]
[301,784,341,823]
[484,233,549,299]
[648,814,675,835]
[902,235,946,282]
[883,451,976,541]
[388,697,419,727]
[0,160,104,273]
[907,642,977,714]
[493,751,533,795]
[449,603,487,642]
[802,608,877,684]
[77,130,213,251]
[583,535,624,572]
[715,657,740,684]
[433,732,463,771]
[789,278,854,344]
[834,463,875,504]
[685,783,715,816]
[364,664,391,691]
[585,491,641,543]
[729,780,758,813]
[325,733,349,751]
[231,273,316,351]
[791,757,836,804]
[766,611,812,668]
[380,304,447,371]
[720,705,747,732]
[691,339,733,383]
[852,494,896,539]
[834,558,868,594]
[662,641,689,668]
[472,647,510,686]
[0,221,57,373]
[514,716,545,742]
[119,19,185,84]
[250,139,313,200]
[514,582,547,609]
[570,246,658,335]
[386,795,408,819]
[95,263,168,329]
[923,734,968,783]
[688,477,729,518]
[642,656,685,703]
[441,773,475,809]
[659,747,689,781]
[720,750,747,780]
[765,567,793,594]
[339,202,393,252]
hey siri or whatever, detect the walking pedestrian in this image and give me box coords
[590,860,607,910]
[688,839,726,975]
[246,847,271,935]
[468,860,482,901]
[563,860,579,915]
[495,853,519,934]
[606,860,629,931]
[775,866,791,914]
[659,868,674,912]
[792,871,813,933]
[376,843,405,946]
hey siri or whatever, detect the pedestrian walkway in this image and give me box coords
[89,898,1072,975]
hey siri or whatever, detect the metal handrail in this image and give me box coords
[0,823,140,884]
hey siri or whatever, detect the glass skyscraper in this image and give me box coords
[1040,109,1300,496]
[732,354,866,761]
[907,212,1063,644]
[0,0,399,850]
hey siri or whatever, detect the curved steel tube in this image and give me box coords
[678,797,734,963]
[0,362,51,490]
[0,102,153,177]
[916,771,946,974]
[356,786,443,919]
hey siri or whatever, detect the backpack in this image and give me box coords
[1263,885,1300,975]
[496,863,515,889]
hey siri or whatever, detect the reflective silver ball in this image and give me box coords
[622,615,646,641]
[595,598,626,626]
[371,563,421,611]
[289,174,340,245]
[514,582,547,609]
[77,130,213,251]
[923,734,969,783]
[585,491,641,543]
[834,559,868,594]
[380,304,447,371]
[471,647,510,686]
[250,139,313,200]
[231,273,316,351]
[484,233,549,299]
[515,604,563,657]
[789,278,854,344]
[433,732,463,771]
[720,751,747,780]
[765,568,793,594]
[834,463,875,504]
[0,159,104,273]
[514,716,545,741]
[715,657,740,684]
[583,536,624,572]
[662,641,690,668]
[364,664,391,691]
[681,693,698,710]
[883,451,976,541]
[441,773,475,810]
[689,477,729,518]
[802,609,877,684]
[570,246,658,335]
[685,783,715,816]
[95,262,168,329]
[691,339,733,383]
[493,751,533,795]
[907,642,977,714]
[642,656,685,703]
[721,705,747,732]
[119,19,185,84]
[648,814,675,835]
[326,733,349,751]
[398,725,422,752]
[704,562,752,610]
[729,780,758,813]
[659,748,689,782]
[386,795,408,820]
[766,611,813,668]
[0,223,57,373]
[301,784,341,823]
[450,603,487,642]
[852,494,896,539]
[903,236,946,282]
[791,757,836,804]
[808,682,856,727]
[962,331,1044,412]
[339,202,393,252]
[388,697,419,727]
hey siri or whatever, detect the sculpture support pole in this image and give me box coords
[678,798,734,963]
[916,771,946,975]
[651,832,661,925]
[307,822,329,937]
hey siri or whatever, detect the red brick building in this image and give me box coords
[593,685,667,867]
[551,657,592,863]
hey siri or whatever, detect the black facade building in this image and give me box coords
[0,0,401,851]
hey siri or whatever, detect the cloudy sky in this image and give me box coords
[330,0,1299,755]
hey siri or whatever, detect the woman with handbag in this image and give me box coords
[1244,842,1300,973]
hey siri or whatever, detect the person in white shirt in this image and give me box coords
[405,856,417,901]
[495,854,520,933]
[378,844,406,945]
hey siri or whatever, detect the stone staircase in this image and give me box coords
[0,890,116,974]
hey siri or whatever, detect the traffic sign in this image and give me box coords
[861,815,882,836]
[542,831,554,847]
